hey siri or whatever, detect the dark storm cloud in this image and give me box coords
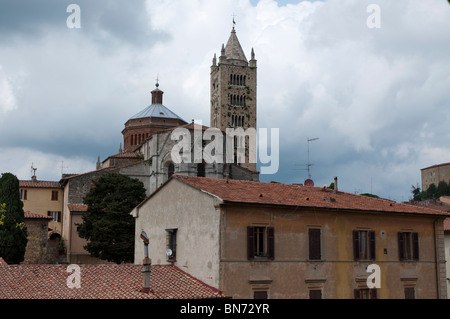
[0,0,169,47]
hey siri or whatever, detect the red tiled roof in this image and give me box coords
[421,162,450,170]
[0,260,226,299]
[67,204,88,212]
[172,175,450,217]
[19,180,61,189]
[24,211,52,219]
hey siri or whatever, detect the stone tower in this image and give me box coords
[210,26,257,172]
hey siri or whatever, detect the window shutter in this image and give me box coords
[370,289,377,299]
[309,289,322,299]
[309,228,321,260]
[247,226,255,260]
[267,227,275,260]
[405,287,415,299]
[253,291,268,299]
[369,230,376,260]
[354,289,360,299]
[47,211,51,217]
[353,230,360,260]
[398,232,404,261]
[57,211,61,222]
[412,232,419,261]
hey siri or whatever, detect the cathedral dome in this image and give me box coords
[129,104,185,121]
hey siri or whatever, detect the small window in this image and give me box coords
[47,211,61,222]
[51,190,59,201]
[404,287,415,299]
[197,162,205,177]
[247,226,274,260]
[309,289,322,299]
[353,230,375,261]
[398,232,419,261]
[20,189,28,201]
[253,291,268,299]
[167,163,175,179]
[166,229,177,261]
[354,288,377,299]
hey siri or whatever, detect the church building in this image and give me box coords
[60,25,259,263]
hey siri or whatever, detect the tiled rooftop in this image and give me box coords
[0,259,226,299]
[19,180,62,189]
[24,211,52,219]
[67,204,88,212]
[172,175,450,217]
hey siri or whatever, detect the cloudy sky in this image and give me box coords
[0,0,449,202]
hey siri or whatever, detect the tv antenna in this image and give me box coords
[31,163,37,178]
[294,137,319,185]
[59,160,68,176]
[306,137,319,179]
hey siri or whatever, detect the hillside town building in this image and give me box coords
[132,175,449,299]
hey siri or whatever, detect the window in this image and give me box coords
[308,228,321,260]
[354,288,377,299]
[247,226,274,260]
[47,211,61,222]
[167,163,175,179]
[309,289,322,299]
[20,189,27,200]
[51,190,58,201]
[398,232,419,261]
[197,162,205,177]
[353,230,375,260]
[404,287,415,299]
[253,291,268,299]
[166,229,177,261]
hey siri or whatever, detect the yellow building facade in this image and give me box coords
[19,176,63,239]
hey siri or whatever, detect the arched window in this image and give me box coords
[197,162,205,177]
[168,163,175,179]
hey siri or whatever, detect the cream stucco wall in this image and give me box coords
[133,179,222,288]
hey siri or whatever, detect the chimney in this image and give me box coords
[334,176,338,193]
[31,175,37,182]
[140,231,151,293]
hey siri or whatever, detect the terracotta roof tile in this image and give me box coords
[24,211,52,219]
[67,204,88,212]
[173,175,450,217]
[0,261,226,299]
[19,180,62,188]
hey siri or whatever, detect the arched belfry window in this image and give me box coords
[168,163,175,179]
[197,162,205,177]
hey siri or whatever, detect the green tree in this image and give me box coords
[411,184,422,201]
[0,173,28,264]
[77,173,146,264]
[427,183,438,199]
[436,181,449,198]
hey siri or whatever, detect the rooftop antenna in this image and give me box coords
[293,137,319,186]
[59,160,68,176]
[306,137,319,180]
[31,163,37,179]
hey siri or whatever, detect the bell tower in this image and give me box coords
[210,25,257,172]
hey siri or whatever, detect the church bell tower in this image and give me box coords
[210,24,257,172]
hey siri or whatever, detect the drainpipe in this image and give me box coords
[140,231,151,293]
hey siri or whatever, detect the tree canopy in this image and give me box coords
[0,172,28,264]
[412,180,450,201]
[77,173,146,264]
